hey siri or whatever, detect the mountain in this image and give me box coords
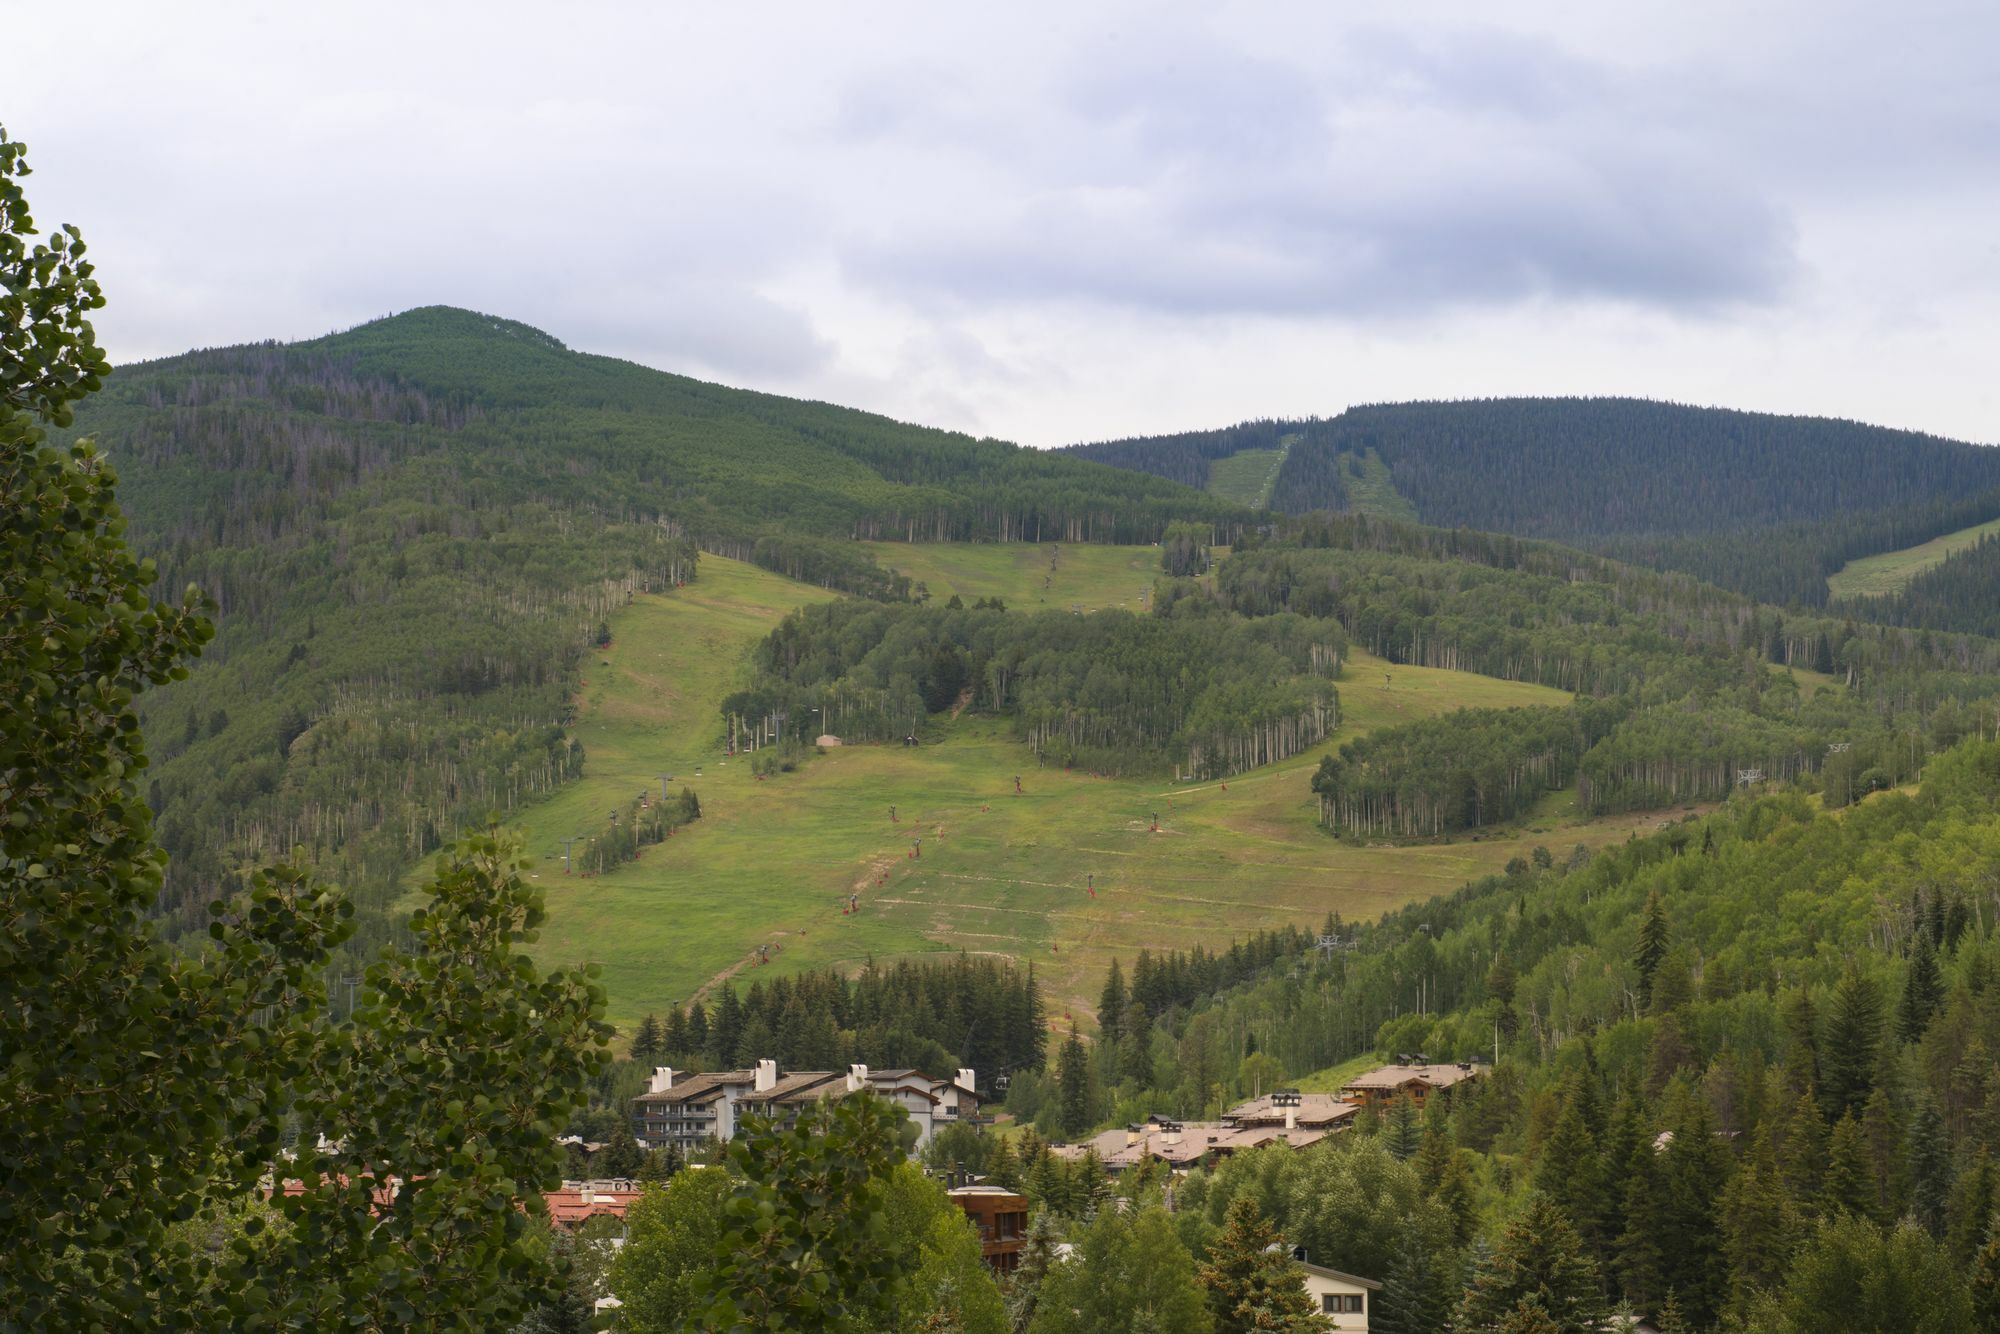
[1065,398,2000,609]
[66,307,1241,953]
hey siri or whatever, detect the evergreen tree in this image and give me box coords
[1612,1127,1666,1311]
[1945,1150,1998,1266]
[595,1126,645,1179]
[1900,933,1946,1043]
[1196,1196,1320,1333]
[685,1000,708,1057]
[1654,1101,1731,1327]
[1458,1195,1608,1334]
[1821,968,1883,1119]
[635,1145,682,1184]
[1780,989,1822,1095]
[1862,1085,1909,1221]
[631,1012,663,1063]
[1057,1028,1091,1139]
[1533,1099,1603,1257]
[1007,1211,1062,1334]
[1973,1227,2000,1332]
[1820,1112,1876,1220]
[1385,1091,1424,1162]
[1907,1095,1953,1239]
[709,986,744,1066]
[1777,1087,1826,1212]
[1635,890,1670,1009]
[985,1135,1024,1192]
[1372,1228,1460,1334]
[1099,958,1127,1045]
[1720,1124,1792,1320]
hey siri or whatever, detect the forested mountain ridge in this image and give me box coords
[1069,398,2000,612]
[64,306,1245,957]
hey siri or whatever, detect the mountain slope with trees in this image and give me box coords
[60,308,1245,954]
[1070,398,2000,614]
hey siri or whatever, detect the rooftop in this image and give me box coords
[1340,1062,1486,1091]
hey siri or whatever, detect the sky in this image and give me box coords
[10,1,2000,446]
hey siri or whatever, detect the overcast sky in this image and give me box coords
[11,1,2000,445]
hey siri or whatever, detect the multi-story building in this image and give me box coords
[1337,1060,1485,1109]
[633,1059,981,1154]
[947,1184,1030,1272]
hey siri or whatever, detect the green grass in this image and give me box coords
[490,554,1669,1037]
[1206,444,1289,510]
[862,541,1164,613]
[1292,1053,1387,1095]
[1337,450,1419,522]
[1826,515,2000,599]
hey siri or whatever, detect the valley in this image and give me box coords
[503,552,1666,1031]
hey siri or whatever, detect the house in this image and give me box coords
[1297,1260,1379,1331]
[947,1184,1029,1272]
[1223,1089,1359,1134]
[543,1178,643,1230]
[1058,1111,1335,1173]
[633,1060,981,1154]
[1338,1061,1485,1110]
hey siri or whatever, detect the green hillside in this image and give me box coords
[1068,399,2000,616]
[66,308,1244,957]
[1826,514,2000,598]
[502,554,1618,1029]
[1204,443,1287,508]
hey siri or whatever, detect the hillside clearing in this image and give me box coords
[863,540,1164,612]
[497,555,1666,1033]
[1206,443,1289,509]
[1826,514,2000,599]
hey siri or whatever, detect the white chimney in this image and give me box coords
[955,1068,976,1095]
[847,1063,869,1093]
[755,1058,778,1093]
[1285,1103,1297,1132]
[649,1066,678,1095]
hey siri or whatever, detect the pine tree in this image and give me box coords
[1821,1112,1875,1220]
[1056,1028,1091,1139]
[1861,1085,1908,1221]
[1073,1148,1112,1219]
[985,1135,1024,1192]
[1945,1150,1998,1265]
[1720,1124,1792,1320]
[1635,890,1670,1009]
[1821,969,1882,1120]
[1655,1101,1730,1327]
[709,986,744,1066]
[1778,1087,1826,1212]
[1780,989,1821,1094]
[1613,1128,1666,1311]
[685,1001,708,1057]
[1907,1095,1953,1239]
[631,1012,663,1062]
[1385,1091,1423,1161]
[595,1126,645,1179]
[1973,1227,2000,1333]
[1006,1211,1061,1333]
[1533,1099,1603,1257]
[1099,959,1127,1045]
[1372,1228,1460,1334]
[1196,1196,1320,1333]
[1458,1195,1608,1334]
[1900,933,1946,1044]
[636,1145,682,1183]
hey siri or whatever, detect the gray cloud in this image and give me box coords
[839,25,1795,319]
[7,1,2000,445]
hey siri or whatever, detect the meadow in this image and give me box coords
[501,551,1669,1036]
[1825,514,2000,598]
[1204,446,1287,509]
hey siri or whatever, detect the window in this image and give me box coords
[1320,1294,1364,1314]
